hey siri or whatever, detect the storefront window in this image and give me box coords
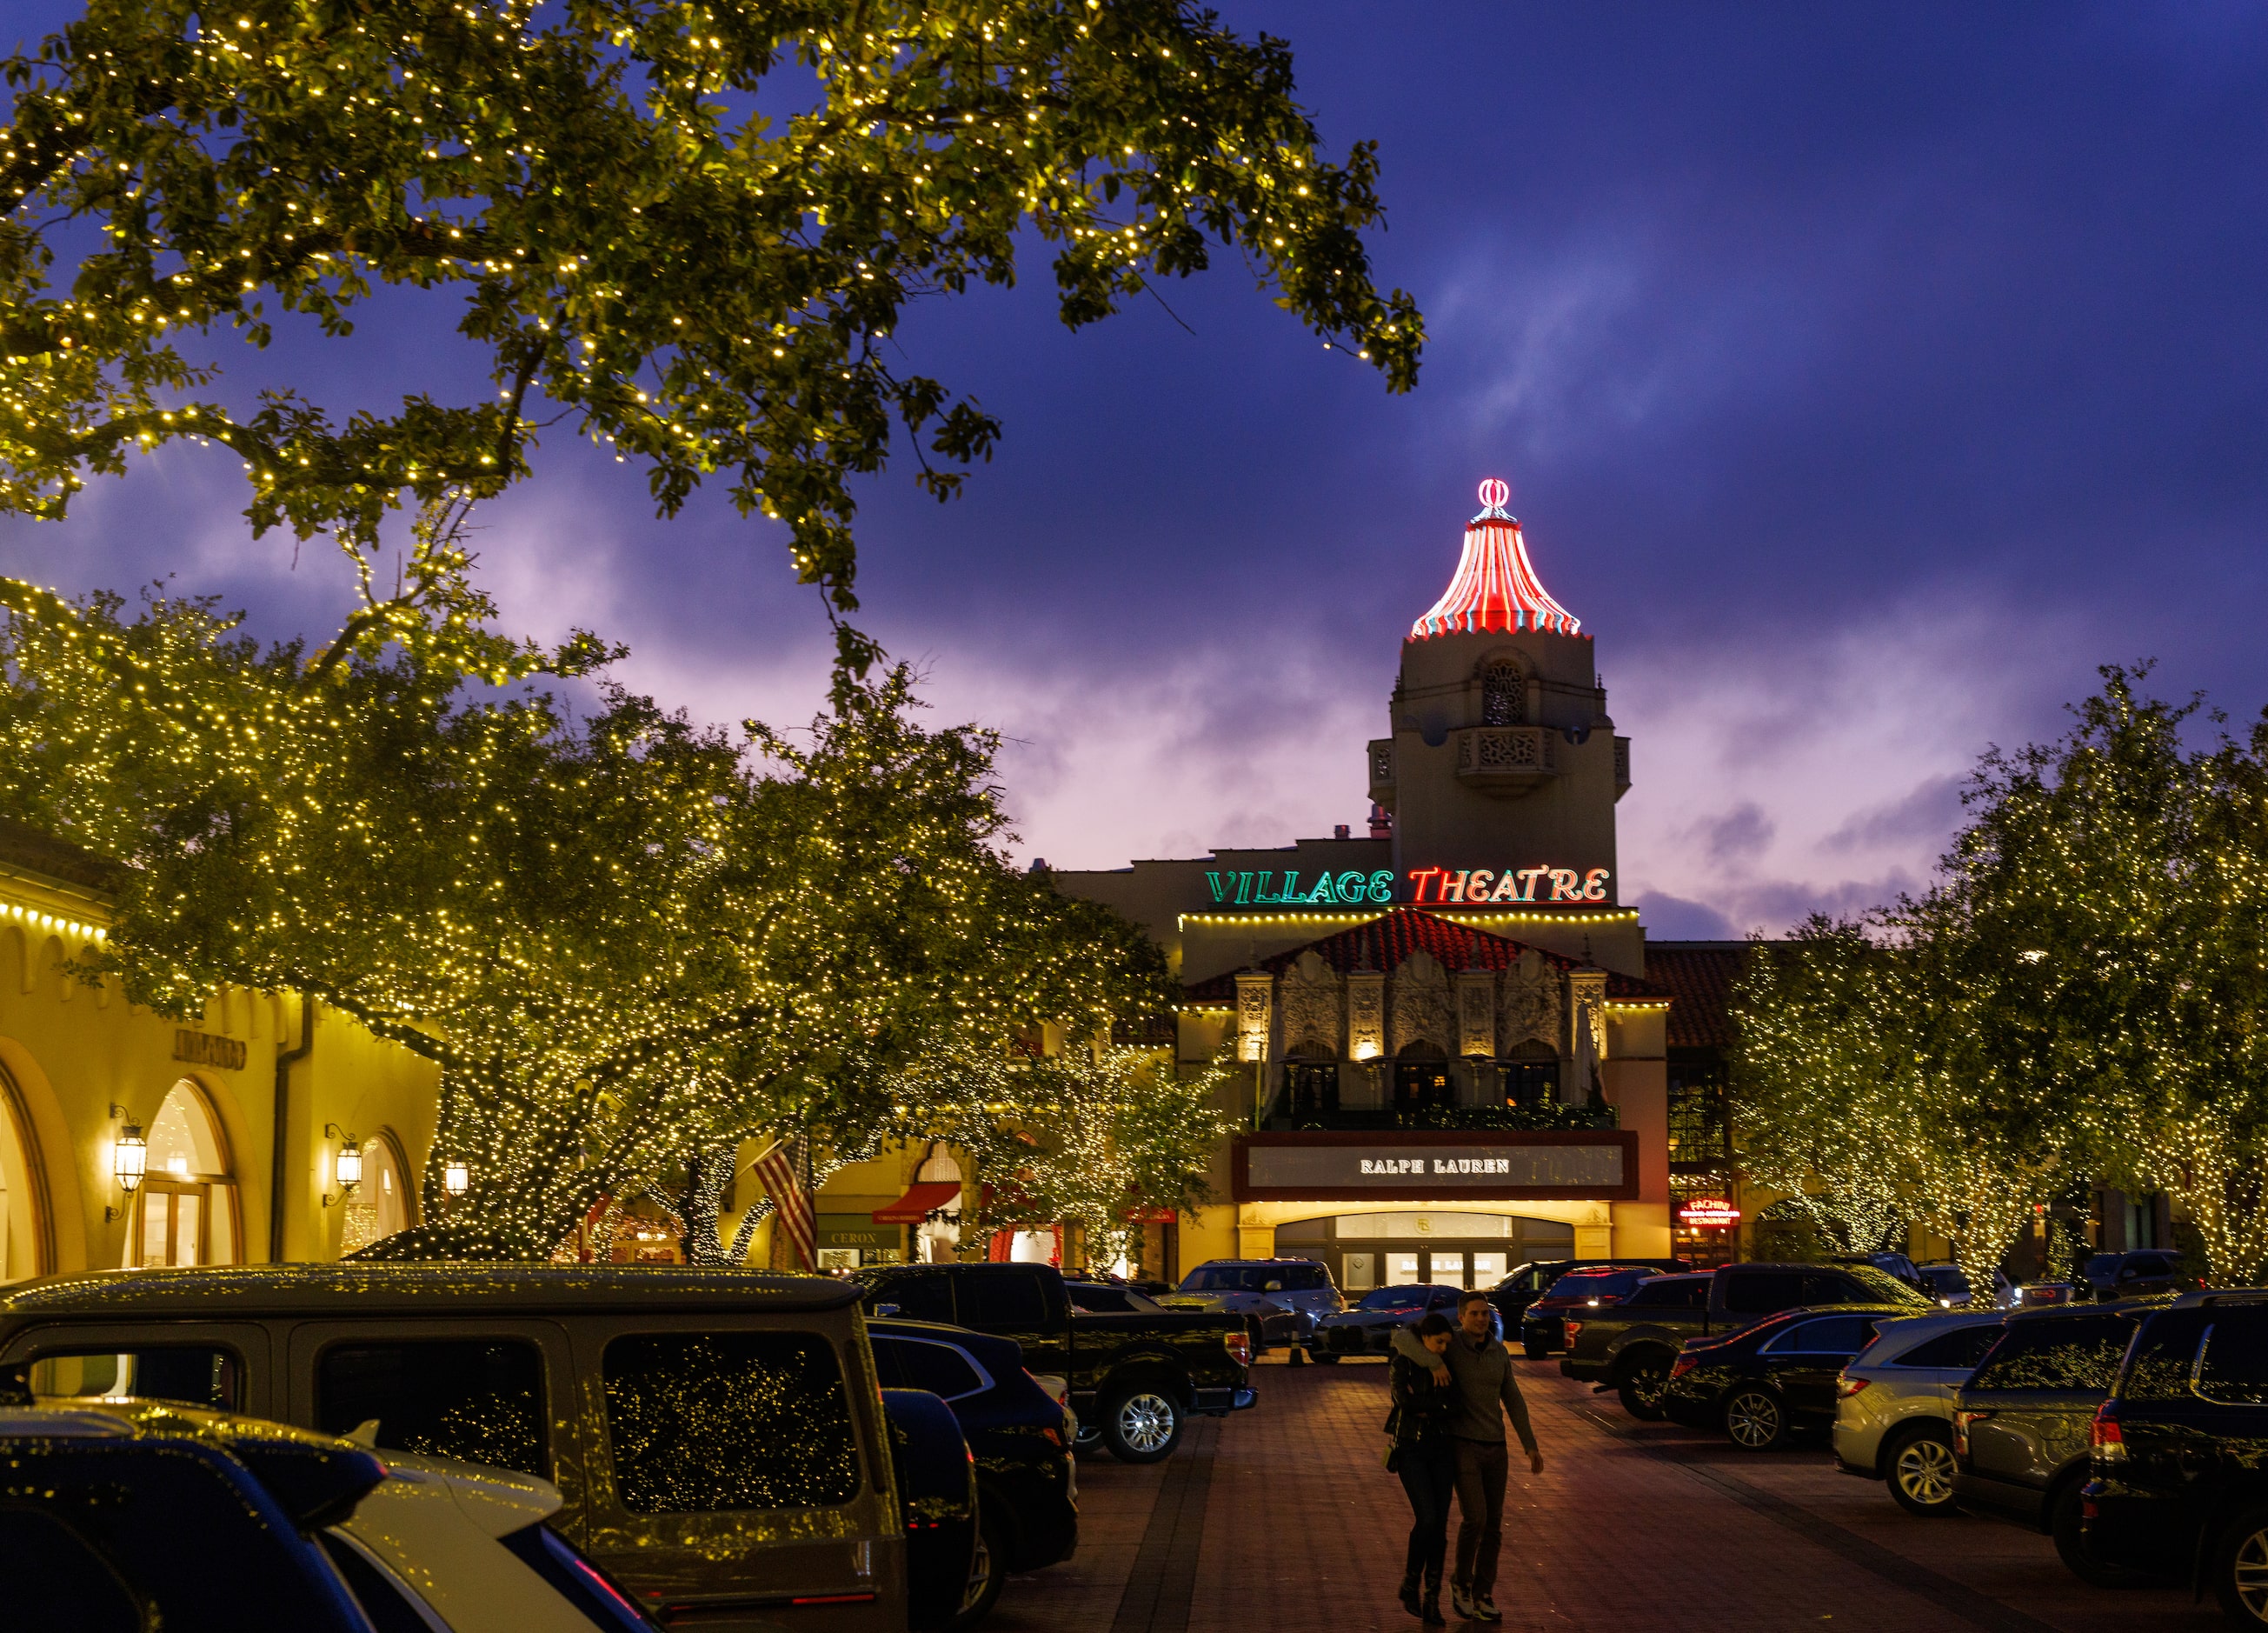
[339,1130,412,1256]
[130,1081,236,1268]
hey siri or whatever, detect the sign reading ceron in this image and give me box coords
[172,1029,247,1072]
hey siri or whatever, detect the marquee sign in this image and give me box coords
[1201,865,1612,910]
[1233,1130,1639,1203]
[1677,1198,1741,1228]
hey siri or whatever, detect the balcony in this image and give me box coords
[1260,1100,1618,1135]
[1454,726,1558,797]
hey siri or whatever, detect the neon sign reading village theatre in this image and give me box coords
[1201,865,1611,908]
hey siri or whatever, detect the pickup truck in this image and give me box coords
[1561,1261,1932,1419]
[851,1263,1255,1464]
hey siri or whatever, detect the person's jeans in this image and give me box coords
[1396,1437,1456,1593]
[1452,1437,1509,1597]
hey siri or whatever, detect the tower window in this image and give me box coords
[1482,662,1524,726]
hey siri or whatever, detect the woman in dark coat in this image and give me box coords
[1387,1310,1458,1624]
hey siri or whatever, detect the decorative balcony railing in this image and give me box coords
[1260,1100,1619,1135]
[1453,726,1558,795]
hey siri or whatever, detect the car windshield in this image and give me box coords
[1841,1263,1933,1307]
[1358,1287,1433,1311]
[2084,1254,2123,1280]
[1544,1269,1653,1301]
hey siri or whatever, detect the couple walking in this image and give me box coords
[1385,1290,1546,1623]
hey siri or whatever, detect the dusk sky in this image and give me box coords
[5,3,2266,938]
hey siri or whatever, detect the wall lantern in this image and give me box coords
[323,1124,362,1207]
[443,1159,470,1198]
[107,1104,146,1223]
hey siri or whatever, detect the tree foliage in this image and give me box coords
[0,553,1171,1257]
[0,0,1422,650]
[1734,666,2268,1292]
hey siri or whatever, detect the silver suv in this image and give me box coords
[1168,1259,1343,1356]
[1832,1309,2005,1514]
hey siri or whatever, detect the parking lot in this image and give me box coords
[990,1353,2209,1633]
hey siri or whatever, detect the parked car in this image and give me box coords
[1516,1265,1670,1357]
[1831,1309,2006,1514]
[1917,1261,2015,1310]
[2077,1250,2200,1303]
[1563,1261,1932,1420]
[868,1317,1079,1630]
[880,1390,981,1633]
[1827,1252,1928,1291]
[1660,1305,1915,1450]
[1483,1257,1691,1335]
[852,1262,1254,1464]
[1314,1283,1467,1360]
[1169,1259,1342,1358]
[1952,1297,2167,1584]
[0,1264,908,1633]
[2080,1289,2268,1620]
[0,1400,387,1631]
[1062,1280,1167,1314]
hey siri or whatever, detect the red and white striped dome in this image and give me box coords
[1408,479,1582,641]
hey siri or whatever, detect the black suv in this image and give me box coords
[1952,1298,2167,1583]
[2080,1290,2268,1623]
[2078,1250,2198,1302]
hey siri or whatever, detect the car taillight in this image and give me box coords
[2090,1401,2125,1461]
[1225,1331,1252,1368]
[1563,1319,1583,1346]
[1953,1409,1985,1459]
[1668,1353,1698,1380]
[1836,1376,1870,1399]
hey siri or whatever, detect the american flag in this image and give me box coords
[754,1139,815,1272]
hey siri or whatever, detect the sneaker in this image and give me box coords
[1474,1595,1501,1622]
[1450,1583,1474,1620]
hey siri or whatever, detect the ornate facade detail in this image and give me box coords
[1389,949,1454,1056]
[1456,971,1497,1057]
[1346,971,1386,1061]
[1277,950,1341,1059]
[1498,947,1562,1050]
[1234,973,1273,1063]
[1566,968,1609,1094]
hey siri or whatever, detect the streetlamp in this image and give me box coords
[107,1104,145,1223]
[323,1125,362,1207]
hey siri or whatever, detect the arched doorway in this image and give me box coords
[912,1145,963,1265]
[1280,1048,1339,1123]
[1393,1043,1453,1115]
[130,1080,238,1268]
[0,1063,49,1284]
[339,1129,414,1256]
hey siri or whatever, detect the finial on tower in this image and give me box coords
[1477,477,1510,515]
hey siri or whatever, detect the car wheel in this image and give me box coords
[1617,1356,1672,1422]
[1102,1386,1183,1464]
[2212,1503,2268,1626]
[951,1510,1008,1632]
[1884,1425,1960,1516]
[1722,1386,1785,1450]
[2051,1479,2145,1588]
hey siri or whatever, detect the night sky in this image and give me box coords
[5,3,2265,937]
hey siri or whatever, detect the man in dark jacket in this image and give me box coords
[1391,1289,1545,1621]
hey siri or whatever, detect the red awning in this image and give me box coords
[874,1182,964,1224]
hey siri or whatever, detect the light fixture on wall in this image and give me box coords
[106,1104,146,1222]
[443,1159,470,1199]
[323,1124,362,1207]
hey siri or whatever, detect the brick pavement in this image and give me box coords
[987,1353,2213,1633]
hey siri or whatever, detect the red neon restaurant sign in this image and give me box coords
[1678,1198,1740,1229]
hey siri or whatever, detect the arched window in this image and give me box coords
[340,1130,414,1256]
[0,1065,49,1285]
[130,1081,238,1268]
[913,1143,963,1264]
[1393,1042,1453,1116]
[1481,661,1525,726]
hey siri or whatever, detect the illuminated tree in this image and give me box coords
[0,557,1170,1258]
[0,0,1422,656]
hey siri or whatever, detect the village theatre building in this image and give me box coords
[1055,481,1722,1289]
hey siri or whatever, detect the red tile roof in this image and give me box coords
[1644,943,1750,1050]
[1182,908,1669,1001]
